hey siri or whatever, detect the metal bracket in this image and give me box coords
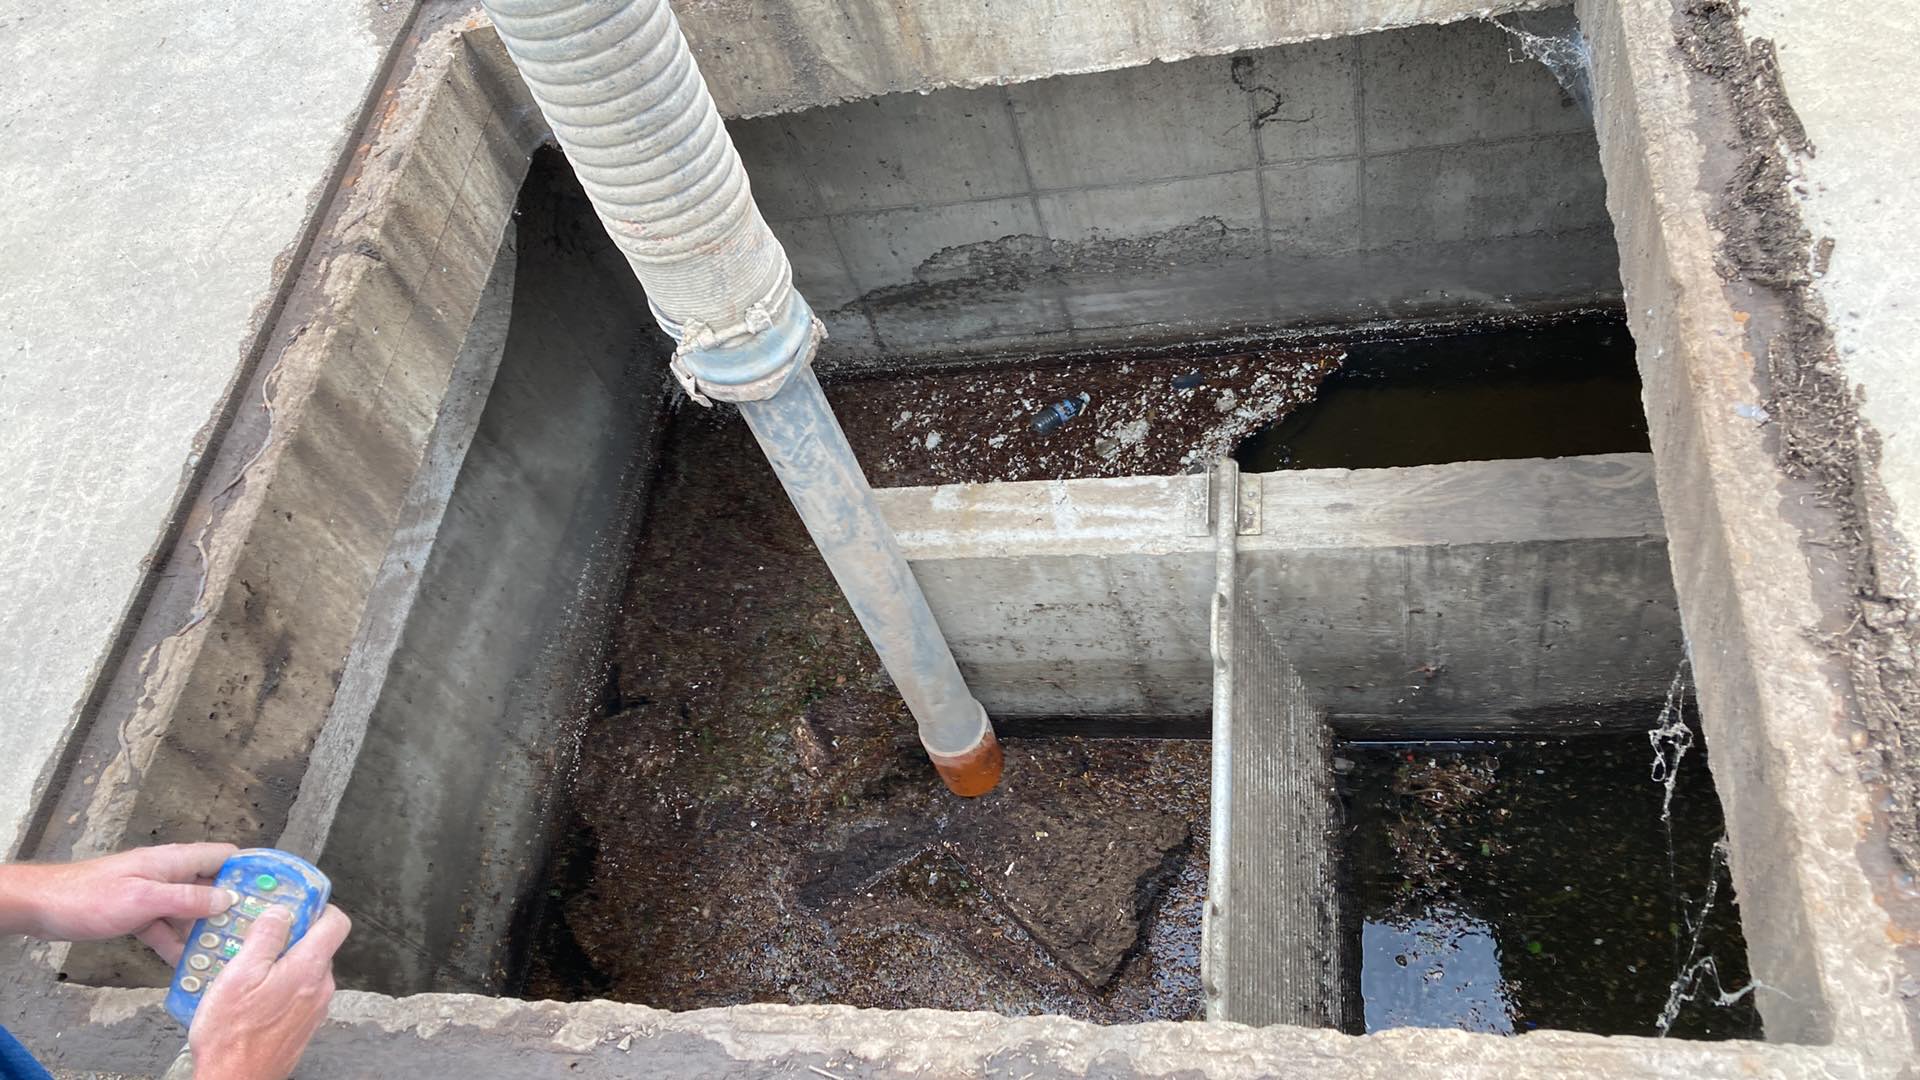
[1237,473,1261,535]
[1186,466,1263,537]
[669,353,713,407]
[664,290,823,406]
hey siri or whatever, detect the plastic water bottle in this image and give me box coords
[1030,392,1090,434]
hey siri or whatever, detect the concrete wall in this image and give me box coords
[296,151,673,996]
[677,0,1560,118]
[731,17,1619,366]
[1577,0,1917,1055]
[4,3,1915,1075]
[37,24,545,988]
[0,976,1862,1079]
[882,454,1679,731]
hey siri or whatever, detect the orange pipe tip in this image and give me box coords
[929,730,1003,797]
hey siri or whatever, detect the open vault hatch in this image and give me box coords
[5,0,1751,1032]
[11,3,1916,1077]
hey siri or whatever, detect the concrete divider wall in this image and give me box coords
[882,453,1681,729]
[910,546,1218,716]
[1248,538,1681,730]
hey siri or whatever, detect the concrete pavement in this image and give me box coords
[0,1,412,858]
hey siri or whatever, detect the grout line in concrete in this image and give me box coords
[1002,86,1049,233]
[1355,32,1370,250]
[1243,52,1277,264]
[1240,51,1280,322]
[1400,546,1416,666]
[1244,51,1272,171]
[778,130,1596,227]
[781,119,888,351]
[1000,85,1071,331]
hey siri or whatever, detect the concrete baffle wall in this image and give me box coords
[729,18,1619,366]
[879,453,1680,730]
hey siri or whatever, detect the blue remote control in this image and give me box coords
[164,848,331,1028]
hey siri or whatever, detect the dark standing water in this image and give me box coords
[1337,696,1763,1039]
[1236,313,1649,471]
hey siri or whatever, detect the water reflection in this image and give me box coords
[1362,911,1515,1034]
[1339,728,1763,1038]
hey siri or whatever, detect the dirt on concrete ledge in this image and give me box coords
[828,344,1342,485]
[1675,0,1920,879]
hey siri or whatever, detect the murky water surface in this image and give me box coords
[1238,313,1648,471]
[1337,695,1763,1039]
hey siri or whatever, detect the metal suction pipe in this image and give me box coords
[479,0,1001,795]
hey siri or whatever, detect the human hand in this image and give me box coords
[0,843,239,962]
[189,903,350,1080]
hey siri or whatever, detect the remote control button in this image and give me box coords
[219,940,240,959]
[254,874,278,892]
[233,917,252,935]
[197,932,220,950]
[187,954,211,971]
[238,897,266,917]
[179,976,203,994]
[208,913,230,927]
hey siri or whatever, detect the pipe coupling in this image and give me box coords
[920,700,1002,797]
[663,290,823,405]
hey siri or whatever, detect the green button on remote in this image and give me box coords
[254,873,278,891]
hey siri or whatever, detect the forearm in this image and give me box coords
[0,862,54,938]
